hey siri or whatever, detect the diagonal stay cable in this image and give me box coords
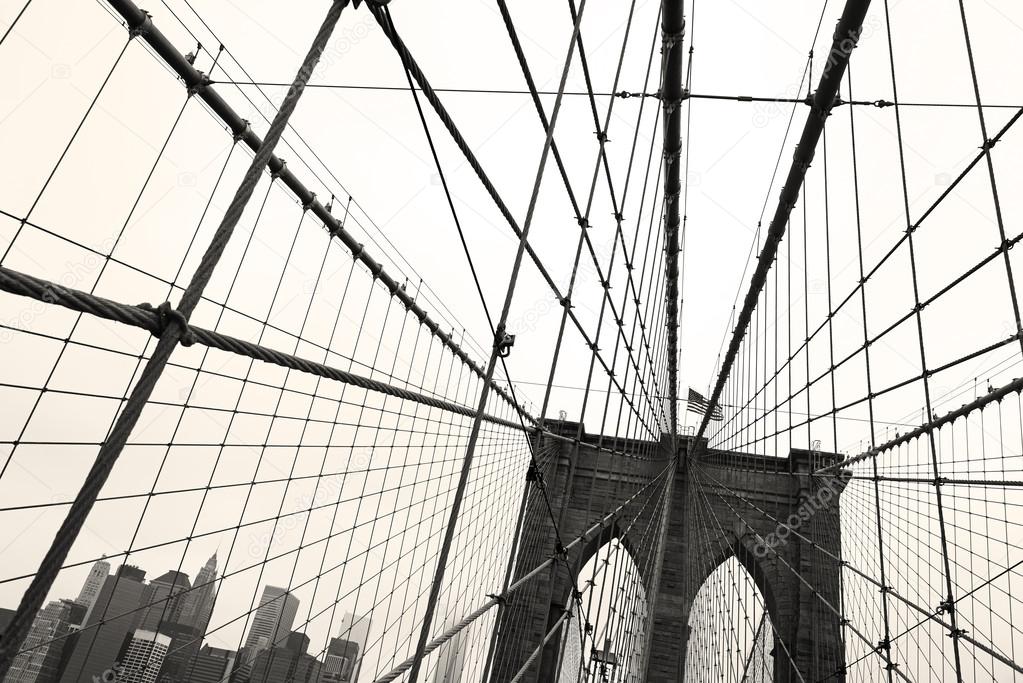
[389,8,576,643]
[365,2,590,679]
[365,3,660,441]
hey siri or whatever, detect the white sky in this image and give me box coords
[1,0,1023,678]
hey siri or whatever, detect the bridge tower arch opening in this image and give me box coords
[555,531,651,682]
[683,553,776,681]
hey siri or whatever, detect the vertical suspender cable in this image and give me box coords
[689,0,873,455]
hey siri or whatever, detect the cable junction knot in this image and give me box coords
[494,326,515,358]
[485,593,507,607]
[139,301,195,347]
[302,192,317,213]
[874,99,894,108]
[270,159,287,180]
[232,120,251,143]
[875,637,891,653]
[595,130,609,143]
[525,462,545,487]
[185,72,211,98]
[948,628,968,639]
[128,10,153,39]
[937,599,955,614]
[662,98,684,115]
[351,242,365,259]
[661,28,685,49]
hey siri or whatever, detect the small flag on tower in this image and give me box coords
[686,388,723,421]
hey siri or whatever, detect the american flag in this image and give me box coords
[686,388,723,421]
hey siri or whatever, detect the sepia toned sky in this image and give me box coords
[1,0,1022,679]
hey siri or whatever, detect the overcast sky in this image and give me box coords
[2,0,1022,678]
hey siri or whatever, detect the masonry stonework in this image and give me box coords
[490,421,847,682]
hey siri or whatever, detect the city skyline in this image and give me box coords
[3,554,375,683]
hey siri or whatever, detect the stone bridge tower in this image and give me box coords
[489,421,847,682]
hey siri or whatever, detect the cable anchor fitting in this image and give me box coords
[187,73,211,98]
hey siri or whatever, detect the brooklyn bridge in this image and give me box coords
[0,0,1020,680]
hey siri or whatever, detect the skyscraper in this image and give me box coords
[331,613,370,682]
[243,587,299,658]
[138,570,190,632]
[431,626,464,683]
[74,558,110,624]
[244,631,319,683]
[319,638,359,683]
[59,565,147,683]
[4,599,85,683]
[179,553,217,635]
[185,645,236,683]
[116,630,170,683]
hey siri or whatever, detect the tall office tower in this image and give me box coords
[4,599,86,683]
[318,637,359,683]
[431,626,464,683]
[74,558,110,624]
[242,587,299,657]
[185,645,236,683]
[59,565,147,683]
[332,613,370,682]
[116,630,171,683]
[245,631,320,683]
[138,570,191,632]
[148,621,200,683]
[179,553,217,635]
[0,608,15,634]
